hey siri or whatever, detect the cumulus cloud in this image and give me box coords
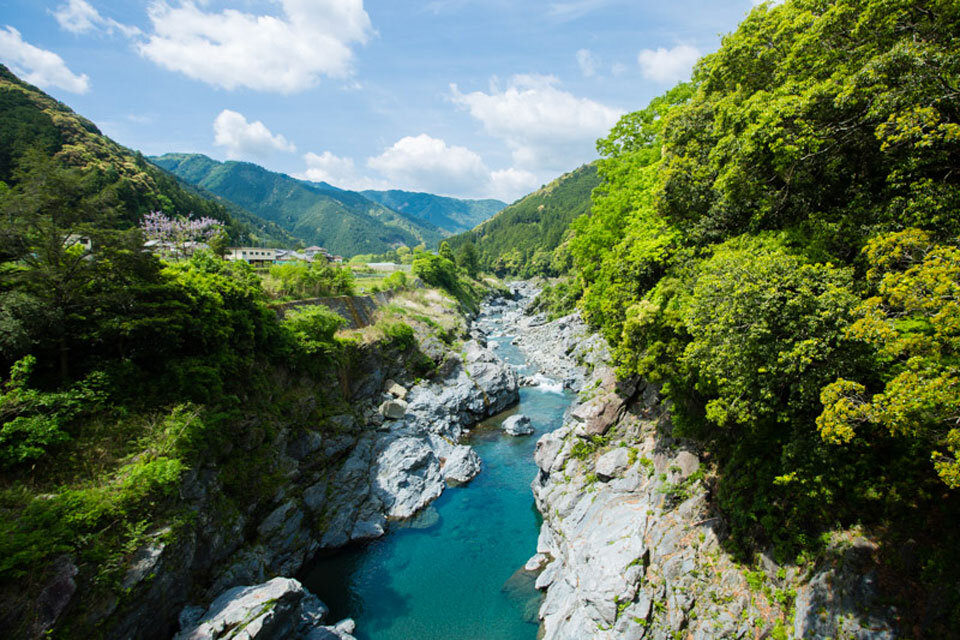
[367,134,489,196]
[52,0,141,37]
[637,44,700,83]
[139,0,373,93]
[488,168,540,203]
[0,26,90,93]
[576,48,598,77]
[450,74,622,172]
[300,151,388,191]
[213,110,296,160]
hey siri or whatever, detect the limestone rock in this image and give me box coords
[384,379,407,400]
[502,414,534,436]
[595,447,630,480]
[33,556,77,636]
[379,399,408,420]
[441,444,482,483]
[175,578,358,640]
[372,437,444,519]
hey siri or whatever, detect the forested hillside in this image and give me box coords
[360,189,505,234]
[447,164,598,276]
[153,153,446,255]
[557,0,960,631]
[0,65,294,247]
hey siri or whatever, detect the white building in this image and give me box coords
[225,247,277,265]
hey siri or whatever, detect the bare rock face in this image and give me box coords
[594,447,630,480]
[33,556,78,637]
[174,577,357,640]
[794,536,897,640]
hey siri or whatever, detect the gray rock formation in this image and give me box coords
[502,414,534,436]
[174,577,357,640]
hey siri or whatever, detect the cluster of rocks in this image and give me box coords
[499,297,898,640]
[78,306,520,640]
[472,281,607,391]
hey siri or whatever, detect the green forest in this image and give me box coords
[447,164,599,277]
[526,0,960,629]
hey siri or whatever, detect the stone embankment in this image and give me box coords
[499,282,897,640]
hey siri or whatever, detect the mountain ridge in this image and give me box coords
[152,153,453,256]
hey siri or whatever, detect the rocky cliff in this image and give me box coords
[503,284,898,640]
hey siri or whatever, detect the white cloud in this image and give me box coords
[450,74,622,172]
[0,26,90,93]
[367,134,489,196]
[637,44,700,83]
[301,136,544,201]
[300,150,388,191]
[576,48,598,77]
[52,0,140,37]
[213,109,296,160]
[139,0,373,93]
[488,168,540,203]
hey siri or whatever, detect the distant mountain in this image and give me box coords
[358,189,505,234]
[0,64,296,247]
[152,154,446,256]
[447,163,599,275]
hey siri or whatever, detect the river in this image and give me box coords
[300,313,573,639]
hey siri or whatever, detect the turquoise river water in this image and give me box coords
[300,330,574,640]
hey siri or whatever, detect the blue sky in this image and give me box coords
[0,0,761,201]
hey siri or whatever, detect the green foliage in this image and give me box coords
[282,306,346,357]
[657,0,960,254]
[0,65,290,246]
[262,261,356,300]
[378,321,416,350]
[563,1,960,593]
[447,164,599,276]
[817,230,960,488]
[0,356,109,467]
[381,270,409,291]
[680,235,861,429]
[531,277,583,320]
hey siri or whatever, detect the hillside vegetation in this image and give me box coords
[153,153,446,255]
[562,0,960,631]
[0,65,294,247]
[447,164,599,276]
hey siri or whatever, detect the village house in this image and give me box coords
[224,247,277,266]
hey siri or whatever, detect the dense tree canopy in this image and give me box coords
[567,8,960,621]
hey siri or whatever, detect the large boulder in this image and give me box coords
[502,414,534,436]
[441,444,483,483]
[174,578,357,640]
[371,437,444,519]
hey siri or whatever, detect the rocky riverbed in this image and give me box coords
[496,282,899,640]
